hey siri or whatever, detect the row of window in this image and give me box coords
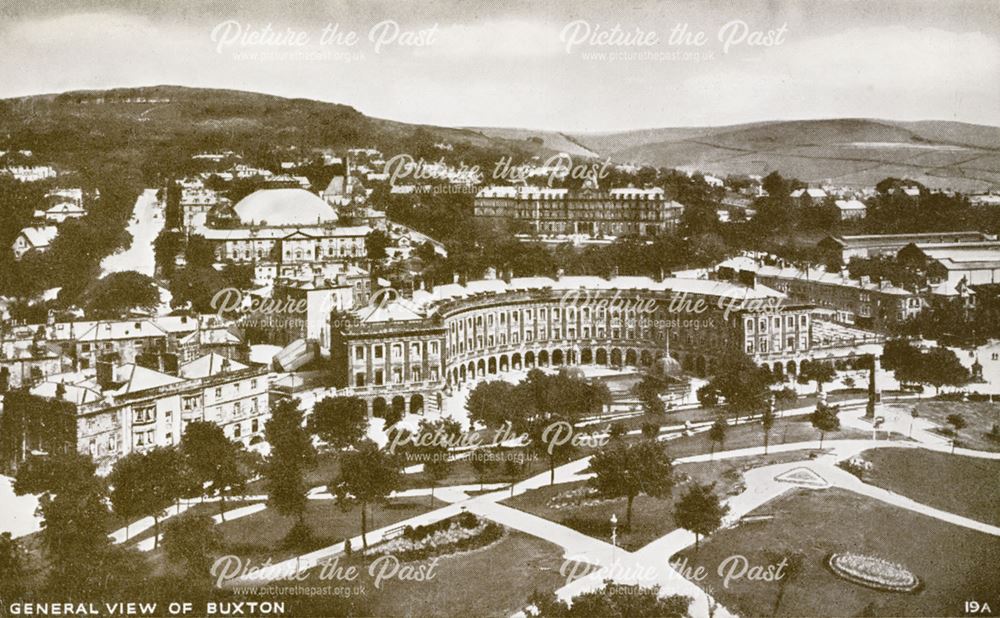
[354,366,441,388]
[354,341,441,362]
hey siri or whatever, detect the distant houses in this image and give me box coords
[12,226,59,259]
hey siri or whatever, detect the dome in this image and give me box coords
[655,355,683,378]
[234,189,338,226]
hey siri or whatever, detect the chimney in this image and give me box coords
[96,355,115,390]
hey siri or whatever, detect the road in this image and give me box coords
[100,188,164,279]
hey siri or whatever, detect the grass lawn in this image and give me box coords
[664,417,872,460]
[859,448,1000,526]
[673,488,1000,617]
[215,497,434,563]
[503,451,819,551]
[910,401,1000,452]
[259,530,593,617]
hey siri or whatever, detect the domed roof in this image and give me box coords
[655,355,683,377]
[234,189,338,226]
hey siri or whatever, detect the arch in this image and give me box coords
[477,359,486,376]
[410,394,424,415]
[625,349,638,366]
[390,396,406,423]
[525,350,536,367]
[459,365,467,381]
[610,348,623,367]
[538,350,549,366]
[581,348,593,364]
[682,354,693,372]
[372,397,388,419]
[467,361,475,379]
[772,362,785,379]
[640,350,653,366]
[512,352,522,370]
[596,348,608,365]
[488,357,497,374]
[567,349,577,365]
[786,360,797,376]
[500,355,509,372]
[552,349,565,365]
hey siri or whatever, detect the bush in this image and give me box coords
[281,520,314,550]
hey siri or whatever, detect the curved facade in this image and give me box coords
[331,275,817,417]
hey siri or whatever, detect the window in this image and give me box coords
[354,372,366,387]
[354,346,365,360]
[374,369,384,386]
[215,387,222,398]
[410,342,420,356]
[133,406,155,424]
[374,345,384,360]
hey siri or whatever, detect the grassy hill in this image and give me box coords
[571,118,1000,192]
[0,85,551,183]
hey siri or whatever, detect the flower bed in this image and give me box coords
[367,512,504,562]
[546,486,613,510]
[827,552,920,592]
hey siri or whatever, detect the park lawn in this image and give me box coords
[859,447,1000,526]
[214,496,434,564]
[502,451,818,552]
[263,530,595,617]
[121,498,266,547]
[663,417,872,460]
[911,400,1000,452]
[673,488,1000,618]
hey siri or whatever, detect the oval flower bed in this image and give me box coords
[367,512,504,562]
[828,552,920,592]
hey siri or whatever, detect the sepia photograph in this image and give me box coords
[0,1,998,616]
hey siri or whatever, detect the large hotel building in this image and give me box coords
[473,185,684,236]
[328,273,864,419]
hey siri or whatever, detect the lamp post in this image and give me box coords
[610,513,618,564]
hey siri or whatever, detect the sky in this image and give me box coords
[1,0,999,132]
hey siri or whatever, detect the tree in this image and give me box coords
[799,361,836,393]
[13,452,113,593]
[502,448,526,497]
[264,398,317,529]
[180,420,251,521]
[881,339,923,387]
[706,353,772,422]
[708,418,727,459]
[108,447,188,547]
[161,513,222,583]
[634,374,669,415]
[332,440,401,549]
[761,404,776,455]
[674,482,730,550]
[82,271,161,318]
[413,418,460,505]
[529,414,580,486]
[920,347,969,394]
[0,532,26,601]
[529,582,690,617]
[947,413,966,453]
[810,402,841,448]
[589,440,674,529]
[470,448,496,491]
[365,230,391,261]
[309,396,369,449]
[641,422,661,440]
[909,409,919,438]
[466,380,521,429]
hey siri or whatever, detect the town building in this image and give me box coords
[819,231,995,263]
[834,199,867,220]
[11,226,59,259]
[21,353,269,474]
[899,241,1000,290]
[474,184,684,237]
[330,274,833,418]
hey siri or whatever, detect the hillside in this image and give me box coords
[570,118,1000,192]
[463,126,601,159]
[0,85,552,183]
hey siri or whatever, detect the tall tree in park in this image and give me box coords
[264,398,317,529]
[674,482,730,550]
[466,380,522,429]
[161,513,222,584]
[633,373,669,415]
[470,448,496,491]
[365,229,391,261]
[708,418,727,459]
[703,353,773,422]
[881,339,924,387]
[108,447,188,547]
[413,418,461,505]
[589,440,674,529]
[761,404,776,455]
[810,402,841,448]
[947,414,967,453]
[528,414,579,486]
[332,440,401,549]
[13,452,113,592]
[309,396,370,449]
[799,360,836,393]
[921,347,969,395]
[180,420,253,521]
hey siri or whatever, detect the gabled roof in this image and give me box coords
[112,363,185,393]
[17,226,58,248]
[76,320,168,342]
[179,352,248,379]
